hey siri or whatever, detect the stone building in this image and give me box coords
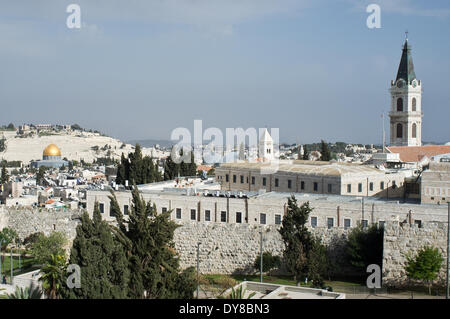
[420,161,450,204]
[31,144,68,169]
[215,160,406,198]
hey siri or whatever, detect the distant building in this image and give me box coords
[421,162,450,204]
[31,144,68,169]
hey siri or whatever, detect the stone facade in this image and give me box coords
[421,162,450,204]
[382,220,449,287]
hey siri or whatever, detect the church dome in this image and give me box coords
[43,144,62,157]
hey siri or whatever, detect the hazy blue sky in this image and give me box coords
[1,0,449,144]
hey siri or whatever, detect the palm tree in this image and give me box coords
[229,285,256,299]
[39,254,66,299]
[7,286,42,299]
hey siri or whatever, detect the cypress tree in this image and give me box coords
[302,146,309,160]
[1,162,8,185]
[63,203,130,299]
[320,140,331,161]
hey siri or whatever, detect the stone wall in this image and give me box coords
[173,221,351,275]
[382,220,449,287]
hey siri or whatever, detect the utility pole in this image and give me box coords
[446,202,449,300]
[361,197,365,227]
[10,244,13,284]
[197,242,200,299]
[260,230,263,283]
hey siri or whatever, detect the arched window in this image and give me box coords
[397,123,403,138]
[412,123,417,138]
[412,98,417,111]
[397,98,403,112]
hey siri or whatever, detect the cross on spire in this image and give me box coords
[405,30,409,40]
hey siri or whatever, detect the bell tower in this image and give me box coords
[389,35,423,146]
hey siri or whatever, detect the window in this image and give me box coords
[397,123,403,138]
[414,220,422,228]
[124,205,129,215]
[263,177,267,186]
[205,210,211,221]
[327,218,334,229]
[358,183,362,193]
[233,175,236,183]
[378,221,385,228]
[260,213,266,225]
[236,212,242,223]
[275,214,281,225]
[397,97,403,111]
[161,207,167,213]
[369,182,374,192]
[313,182,318,192]
[251,176,255,185]
[176,208,182,219]
[99,203,104,214]
[109,206,115,217]
[347,184,352,193]
[275,178,279,187]
[301,181,305,190]
[361,220,368,228]
[288,180,292,189]
[344,218,351,230]
[191,209,196,220]
[392,181,397,189]
[412,98,417,111]
[311,217,317,228]
[412,123,417,138]
[327,184,332,193]
[225,174,229,182]
[221,211,227,222]
[380,181,385,190]
[240,175,244,184]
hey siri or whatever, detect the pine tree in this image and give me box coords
[112,186,196,298]
[1,162,8,185]
[302,146,309,160]
[62,204,130,299]
[320,140,331,161]
[279,196,315,284]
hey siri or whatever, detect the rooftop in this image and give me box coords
[386,145,450,162]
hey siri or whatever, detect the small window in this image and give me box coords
[161,207,167,213]
[221,211,227,222]
[347,184,352,193]
[236,212,242,223]
[412,123,417,138]
[240,175,244,184]
[190,209,196,220]
[275,178,279,187]
[397,97,403,112]
[205,210,211,221]
[225,174,229,182]
[288,180,292,189]
[392,181,397,189]
[344,218,351,230]
[369,182,374,191]
[358,183,362,193]
[275,214,281,225]
[397,123,403,138]
[414,220,422,228]
[327,184,332,193]
[262,177,267,186]
[251,176,255,185]
[99,203,104,214]
[412,97,417,111]
[327,218,334,229]
[176,208,182,219]
[233,175,237,183]
[361,220,368,228]
[313,182,318,192]
[380,181,385,190]
[301,181,305,190]
[260,213,266,225]
[311,217,317,228]
[379,221,385,228]
[124,205,129,215]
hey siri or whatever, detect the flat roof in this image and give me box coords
[218,160,394,177]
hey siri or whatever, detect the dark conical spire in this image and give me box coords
[395,38,416,83]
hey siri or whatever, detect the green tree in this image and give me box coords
[39,254,67,299]
[1,162,8,185]
[254,252,281,274]
[31,232,67,265]
[36,166,47,185]
[320,140,331,161]
[62,204,130,299]
[302,146,309,160]
[0,227,18,272]
[278,196,315,284]
[7,286,42,299]
[405,246,444,295]
[111,185,197,298]
[345,224,383,275]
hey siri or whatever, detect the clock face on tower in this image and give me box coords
[412,81,417,88]
[397,80,404,88]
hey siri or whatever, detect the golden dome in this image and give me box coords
[43,144,62,157]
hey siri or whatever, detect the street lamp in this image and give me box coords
[260,230,263,283]
[196,242,200,299]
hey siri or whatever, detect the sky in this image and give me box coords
[0,0,449,145]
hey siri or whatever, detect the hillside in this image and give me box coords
[0,130,169,164]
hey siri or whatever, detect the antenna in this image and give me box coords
[381,112,386,152]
